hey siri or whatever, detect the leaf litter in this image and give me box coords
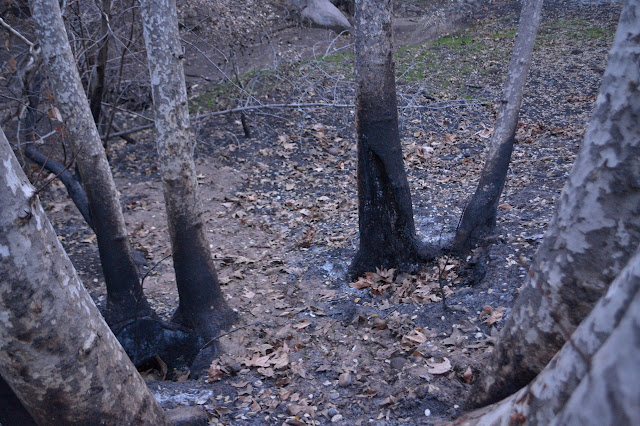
[37,0,622,424]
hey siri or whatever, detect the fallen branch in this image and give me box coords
[101,99,487,140]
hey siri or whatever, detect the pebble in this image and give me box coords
[329,391,340,400]
[328,407,339,417]
[331,414,344,423]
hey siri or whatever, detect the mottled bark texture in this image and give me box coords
[467,1,640,408]
[350,0,431,278]
[454,246,640,425]
[452,0,543,253]
[0,127,170,425]
[29,0,152,325]
[140,0,235,339]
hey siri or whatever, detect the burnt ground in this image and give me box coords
[34,0,622,424]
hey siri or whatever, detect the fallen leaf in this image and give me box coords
[463,366,473,383]
[427,357,452,375]
[294,319,311,330]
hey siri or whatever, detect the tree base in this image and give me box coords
[112,317,203,370]
[349,240,438,280]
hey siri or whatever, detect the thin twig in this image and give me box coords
[140,253,172,287]
[438,256,449,311]
[200,321,262,351]
[0,17,36,52]
[101,99,485,140]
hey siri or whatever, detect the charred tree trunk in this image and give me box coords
[21,72,94,229]
[467,1,640,408]
[350,0,431,278]
[0,126,170,425]
[455,246,640,425]
[28,0,152,326]
[452,0,543,253]
[0,374,35,425]
[140,0,235,341]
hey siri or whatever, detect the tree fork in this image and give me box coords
[0,126,171,425]
[29,0,157,331]
[452,0,543,254]
[467,0,640,407]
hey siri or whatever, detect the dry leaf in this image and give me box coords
[402,329,427,346]
[294,319,311,330]
[485,306,506,325]
[427,358,452,375]
[463,366,473,383]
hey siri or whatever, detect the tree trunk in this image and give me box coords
[140,0,235,340]
[88,0,111,130]
[454,246,640,425]
[29,0,152,326]
[0,126,170,425]
[467,1,640,408]
[350,0,431,278]
[0,374,35,425]
[452,0,543,253]
[21,72,94,230]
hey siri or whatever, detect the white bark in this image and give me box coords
[469,0,640,406]
[140,0,234,337]
[29,0,147,323]
[0,127,169,424]
[453,0,543,251]
[453,246,640,425]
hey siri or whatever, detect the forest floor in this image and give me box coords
[40,0,622,424]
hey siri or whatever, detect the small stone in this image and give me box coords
[331,414,344,423]
[167,406,208,426]
[424,409,431,417]
[327,147,340,155]
[328,407,339,417]
[390,356,406,370]
[329,391,340,400]
[338,372,352,387]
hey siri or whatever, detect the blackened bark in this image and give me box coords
[0,126,171,425]
[88,0,111,129]
[0,374,35,426]
[466,1,640,408]
[452,0,543,253]
[350,0,431,278]
[140,0,236,340]
[454,247,640,425]
[21,73,94,229]
[29,0,152,325]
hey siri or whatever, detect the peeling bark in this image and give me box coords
[452,0,543,253]
[0,126,170,425]
[29,0,152,325]
[140,0,235,340]
[453,246,640,425]
[350,0,433,278]
[467,1,640,407]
